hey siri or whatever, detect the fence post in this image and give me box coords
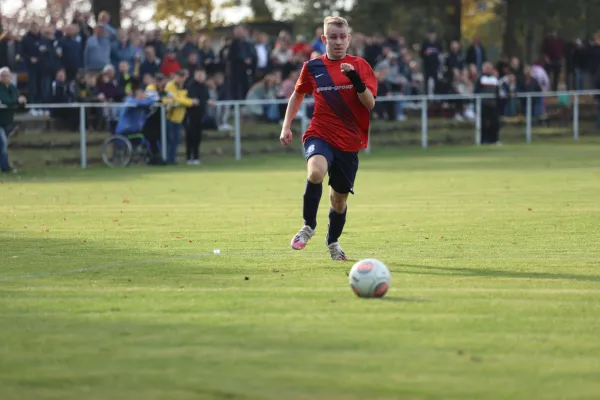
[475,96,482,145]
[573,93,579,140]
[234,103,241,160]
[421,97,428,149]
[525,95,532,144]
[160,105,167,161]
[79,105,87,169]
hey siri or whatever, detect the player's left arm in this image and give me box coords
[341,60,377,110]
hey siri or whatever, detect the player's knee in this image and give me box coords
[307,169,325,183]
[330,191,348,213]
[307,156,327,183]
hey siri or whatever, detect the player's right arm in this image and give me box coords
[280,91,305,146]
[280,62,313,147]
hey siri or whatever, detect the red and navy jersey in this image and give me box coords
[295,54,377,152]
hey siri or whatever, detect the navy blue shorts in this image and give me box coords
[303,137,359,194]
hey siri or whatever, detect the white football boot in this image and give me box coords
[290,225,315,250]
[326,238,348,261]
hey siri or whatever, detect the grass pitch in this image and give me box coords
[1,140,600,400]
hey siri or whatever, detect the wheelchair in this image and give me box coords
[101,132,159,168]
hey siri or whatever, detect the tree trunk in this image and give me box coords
[525,23,535,63]
[502,0,520,59]
[92,0,121,28]
[446,0,462,43]
[249,0,273,21]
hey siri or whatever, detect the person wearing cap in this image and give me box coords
[0,67,27,173]
[164,70,198,164]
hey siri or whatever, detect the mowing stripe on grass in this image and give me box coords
[0,250,327,281]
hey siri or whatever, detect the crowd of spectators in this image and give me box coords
[0,12,599,123]
[2,11,600,170]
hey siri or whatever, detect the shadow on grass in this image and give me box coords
[390,263,600,283]
[0,234,216,283]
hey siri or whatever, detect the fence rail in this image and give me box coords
[6,90,600,168]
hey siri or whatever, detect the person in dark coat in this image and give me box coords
[474,62,501,144]
[185,69,211,164]
[56,24,83,82]
[0,32,20,73]
[20,22,44,110]
[419,29,443,94]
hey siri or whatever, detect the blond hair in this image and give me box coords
[323,16,349,34]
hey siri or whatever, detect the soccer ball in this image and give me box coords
[348,258,391,298]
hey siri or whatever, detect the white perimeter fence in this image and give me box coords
[5,90,600,168]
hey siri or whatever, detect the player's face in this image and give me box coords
[322,24,350,60]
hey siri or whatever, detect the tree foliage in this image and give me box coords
[154,0,215,32]
[292,0,350,34]
[1,0,153,34]
[347,0,463,46]
[499,0,600,62]
[461,0,501,44]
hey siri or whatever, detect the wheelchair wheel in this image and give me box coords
[102,135,133,168]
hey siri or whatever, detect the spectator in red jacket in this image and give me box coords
[160,46,181,77]
[542,30,564,92]
[291,35,312,61]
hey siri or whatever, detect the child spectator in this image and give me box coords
[499,73,518,117]
[118,61,133,96]
[96,65,123,133]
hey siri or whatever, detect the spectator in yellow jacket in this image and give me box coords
[164,70,198,163]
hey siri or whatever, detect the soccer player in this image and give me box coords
[279,16,377,260]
